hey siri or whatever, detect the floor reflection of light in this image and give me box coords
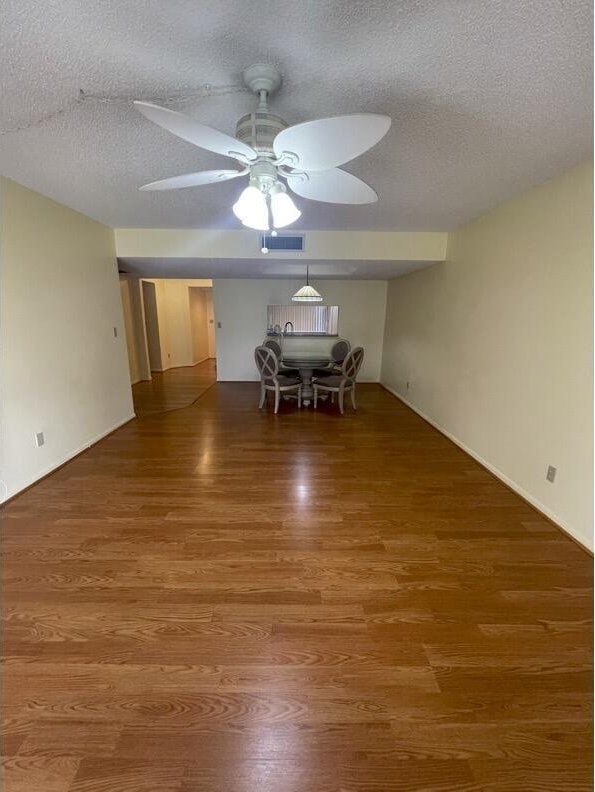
[295,482,309,502]
[248,718,306,767]
[195,440,212,472]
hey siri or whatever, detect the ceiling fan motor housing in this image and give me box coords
[235,111,288,156]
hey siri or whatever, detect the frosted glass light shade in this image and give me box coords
[271,190,301,228]
[233,185,269,230]
[292,284,323,302]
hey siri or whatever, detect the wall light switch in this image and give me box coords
[113,327,118,338]
[35,432,45,447]
[546,465,557,483]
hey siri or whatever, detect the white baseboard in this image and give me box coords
[2,413,136,503]
[381,383,592,553]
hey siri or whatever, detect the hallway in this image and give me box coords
[131,358,216,417]
[2,382,592,790]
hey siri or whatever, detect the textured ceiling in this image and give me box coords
[1,0,592,231]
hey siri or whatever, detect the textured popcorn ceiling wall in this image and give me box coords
[0,0,592,231]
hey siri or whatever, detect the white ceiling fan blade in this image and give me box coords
[286,168,378,204]
[134,101,257,163]
[274,114,391,171]
[139,169,245,192]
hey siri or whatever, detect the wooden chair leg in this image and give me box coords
[259,382,266,409]
[351,385,357,410]
[274,387,280,414]
[313,386,318,409]
[298,386,302,409]
[338,388,345,415]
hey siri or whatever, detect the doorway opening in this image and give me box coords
[189,286,217,364]
[141,280,162,372]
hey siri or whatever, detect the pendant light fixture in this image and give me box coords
[292,265,323,302]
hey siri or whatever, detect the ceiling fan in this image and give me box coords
[134,64,391,231]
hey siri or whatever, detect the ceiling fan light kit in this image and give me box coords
[270,182,301,227]
[135,63,391,232]
[232,183,268,230]
[231,158,302,231]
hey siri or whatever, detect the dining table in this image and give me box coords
[281,355,332,406]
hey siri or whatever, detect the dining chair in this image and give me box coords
[313,347,364,414]
[313,339,351,378]
[255,346,302,414]
[263,339,282,357]
[263,338,299,376]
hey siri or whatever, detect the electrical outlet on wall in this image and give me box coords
[35,432,45,447]
[113,327,118,338]
[546,465,557,483]
[406,381,410,391]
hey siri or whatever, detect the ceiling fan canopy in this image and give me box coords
[134,64,391,230]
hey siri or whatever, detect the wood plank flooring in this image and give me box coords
[131,358,216,416]
[2,377,592,791]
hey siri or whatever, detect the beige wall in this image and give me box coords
[213,279,388,382]
[206,289,216,357]
[189,287,210,364]
[142,280,163,371]
[0,178,134,500]
[381,160,594,549]
[157,280,192,368]
[120,276,150,383]
[130,278,212,372]
[115,228,447,262]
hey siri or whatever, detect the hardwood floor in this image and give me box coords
[2,380,592,791]
[131,358,217,416]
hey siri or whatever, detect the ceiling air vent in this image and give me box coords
[260,234,305,252]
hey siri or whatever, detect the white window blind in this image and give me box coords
[267,305,339,334]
